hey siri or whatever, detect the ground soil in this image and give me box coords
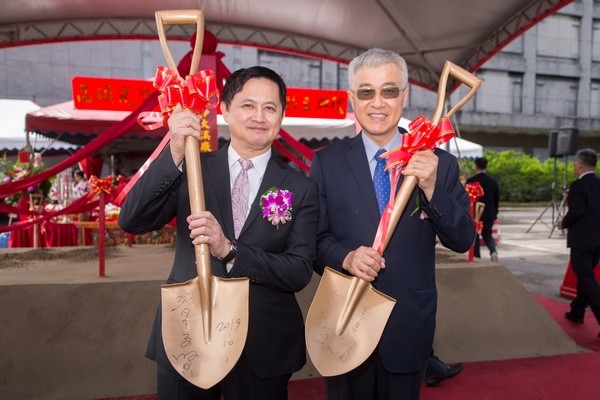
[0,247,117,269]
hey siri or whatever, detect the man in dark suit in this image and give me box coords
[466,157,500,261]
[119,66,318,400]
[310,48,475,400]
[557,148,600,338]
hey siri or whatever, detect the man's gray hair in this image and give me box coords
[576,148,597,168]
[348,48,409,90]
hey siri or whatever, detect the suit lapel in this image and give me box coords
[239,154,287,238]
[205,146,235,238]
[346,135,381,227]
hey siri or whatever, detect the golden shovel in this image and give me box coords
[475,201,486,223]
[155,10,249,389]
[305,61,482,377]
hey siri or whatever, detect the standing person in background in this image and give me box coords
[466,157,500,262]
[557,148,600,339]
[310,47,475,400]
[119,66,318,400]
[71,169,89,199]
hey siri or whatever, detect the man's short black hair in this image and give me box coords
[221,66,287,113]
[474,157,488,170]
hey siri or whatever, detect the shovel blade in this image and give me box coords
[305,267,396,376]
[161,276,249,389]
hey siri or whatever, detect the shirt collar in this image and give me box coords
[361,130,402,161]
[227,145,271,176]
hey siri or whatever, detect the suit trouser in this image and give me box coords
[324,349,426,400]
[474,219,496,258]
[570,245,600,324]
[157,352,292,400]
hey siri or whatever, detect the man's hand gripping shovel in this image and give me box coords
[305,61,482,377]
[155,10,249,389]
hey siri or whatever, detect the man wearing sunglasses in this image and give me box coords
[310,48,475,400]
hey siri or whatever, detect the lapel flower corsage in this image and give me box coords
[260,187,293,229]
[410,194,429,220]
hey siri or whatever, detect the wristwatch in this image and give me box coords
[220,240,237,264]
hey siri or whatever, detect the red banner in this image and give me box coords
[72,76,156,111]
[73,77,348,120]
[285,88,348,119]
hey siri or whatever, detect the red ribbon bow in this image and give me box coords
[465,181,484,234]
[88,176,113,199]
[382,116,456,170]
[371,116,456,254]
[137,67,220,130]
[464,181,484,205]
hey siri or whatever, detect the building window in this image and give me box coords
[337,64,348,90]
[502,35,523,54]
[593,19,600,62]
[257,50,322,88]
[232,46,242,71]
[591,81,600,117]
[537,14,580,60]
[535,76,578,116]
[474,70,517,114]
[510,74,523,113]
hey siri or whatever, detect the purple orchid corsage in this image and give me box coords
[260,187,293,229]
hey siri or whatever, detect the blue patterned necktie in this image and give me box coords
[373,148,390,215]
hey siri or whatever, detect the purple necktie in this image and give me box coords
[231,159,253,238]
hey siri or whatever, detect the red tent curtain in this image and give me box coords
[78,156,103,178]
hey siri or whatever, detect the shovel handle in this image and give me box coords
[381,61,482,251]
[431,61,483,125]
[155,10,204,74]
[156,10,213,338]
[156,9,208,270]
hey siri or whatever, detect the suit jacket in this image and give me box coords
[466,171,499,222]
[560,173,600,248]
[310,133,475,373]
[119,144,318,379]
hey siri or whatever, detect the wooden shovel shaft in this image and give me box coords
[185,135,213,342]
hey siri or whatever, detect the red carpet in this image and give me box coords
[102,294,600,400]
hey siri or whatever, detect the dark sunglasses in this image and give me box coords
[354,87,403,100]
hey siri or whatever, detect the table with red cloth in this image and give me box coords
[8,219,175,248]
[8,221,83,248]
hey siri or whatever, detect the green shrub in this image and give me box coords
[459,150,581,203]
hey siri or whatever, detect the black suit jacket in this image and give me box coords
[119,144,318,379]
[310,134,475,373]
[561,173,600,248]
[466,171,499,223]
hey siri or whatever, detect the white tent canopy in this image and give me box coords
[0,99,79,153]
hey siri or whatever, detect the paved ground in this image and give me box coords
[492,206,570,301]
